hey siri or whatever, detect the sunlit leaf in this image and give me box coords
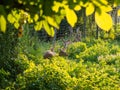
[0,15,6,32]
[27,15,33,23]
[47,16,59,29]
[86,3,95,16]
[11,10,20,20]
[14,22,20,29]
[43,20,54,37]
[113,3,117,7]
[52,1,61,13]
[54,15,63,25]
[60,9,66,15]
[40,10,43,16]
[109,33,115,40]
[99,0,108,5]
[52,6,59,13]
[7,14,15,23]
[50,27,55,37]
[34,14,39,22]
[117,9,120,16]
[92,0,108,8]
[74,5,81,11]
[66,8,77,27]
[79,1,89,7]
[34,21,42,31]
[92,0,101,7]
[100,5,112,12]
[105,28,115,39]
[95,11,112,31]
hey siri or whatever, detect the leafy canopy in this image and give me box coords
[0,0,120,36]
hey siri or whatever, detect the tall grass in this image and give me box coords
[18,24,52,61]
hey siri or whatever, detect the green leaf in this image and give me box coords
[34,21,42,31]
[52,1,62,13]
[66,8,77,27]
[0,15,6,32]
[43,20,54,37]
[34,14,39,22]
[74,5,81,11]
[46,16,59,29]
[14,22,20,29]
[86,3,95,16]
[27,14,33,23]
[95,11,112,31]
[7,14,15,23]
[54,15,63,25]
[100,5,112,12]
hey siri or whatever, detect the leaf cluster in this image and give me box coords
[1,0,120,36]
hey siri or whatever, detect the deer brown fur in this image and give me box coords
[43,48,57,59]
[59,39,71,57]
[59,49,68,56]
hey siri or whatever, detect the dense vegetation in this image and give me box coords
[0,26,120,89]
[1,0,120,90]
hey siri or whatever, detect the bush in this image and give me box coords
[14,55,120,90]
[78,42,110,62]
[15,57,76,90]
[1,37,120,90]
[0,24,19,79]
[82,38,106,47]
[110,45,120,54]
[14,53,30,74]
[67,42,87,59]
[71,61,120,90]
[98,54,120,66]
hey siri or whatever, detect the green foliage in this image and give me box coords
[98,54,120,66]
[110,45,120,54]
[13,55,120,90]
[79,42,110,62]
[67,42,87,59]
[73,61,120,90]
[0,69,10,89]
[67,39,120,63]
[18,23,51,62]
[114,24,120,40]
[82,38,105,47]
[1,31,120,90]
[15,57,76,90]
[0,23,19,79]
[1,0,120,36]
[14,54,30,74]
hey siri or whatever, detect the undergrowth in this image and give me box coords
[1,26,120,90]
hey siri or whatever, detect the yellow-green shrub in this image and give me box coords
[67,42,87,59]
[78,43,110,62]
[15,57,77,90]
